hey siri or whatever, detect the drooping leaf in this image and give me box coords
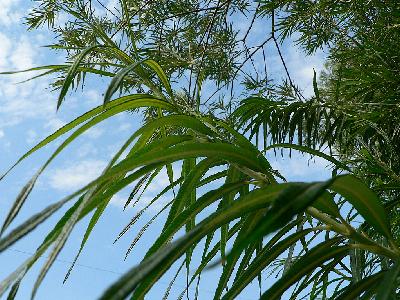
[260,239,347,300]
[58,45,105,109]
[144,60,173,98]
[265,143,350,171]
[334,271,385,300]
[312,191,341,218]
[0,171,41,236]
[103,60,147,105]
[331,175,391,237]
[0,198,68,252]
[375,261,400,300]
[228,180,334,258]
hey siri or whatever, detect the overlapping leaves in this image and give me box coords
[1,53,399,300]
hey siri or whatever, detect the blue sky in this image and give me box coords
[0,1,332,299]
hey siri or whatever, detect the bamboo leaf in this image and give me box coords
[265,143,350,171]
[228,180,334,258]
[331,175,391,237]
[0,96,173,236]
[0,64,68,75]
[99,179,335,300]
[0,94,158,181]
[98,182,294,300]
[375,261,400,300]
[6,278,21,300]
[223,229,315,300]
[335,271,385,299]
[0,171,41,236]
[0,198,68,252]
[214,210,264,300]
[63,197,110,283]
[312,191,341,218]
[58,45,105,109]
[260,240,348,300]
[313,69,320,101]
[145,182,246,260]
[144,60,173,98]
[103,60,147,105]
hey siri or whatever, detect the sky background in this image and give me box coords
[0,1,332,299]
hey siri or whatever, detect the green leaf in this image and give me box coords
[178,221,244,299]
[98,182,294,300]
[223,229,315,300]
[0,238,53,298]
[0,198,68,252]
[214,210,265,300]
[63,197,110,282]
[219,166,241,265]
[260,240,348,300]
[312,191,341,218]
[375,261,400,300]
[229,180,334,258]
[0,64,68,75]
[114,176,184,244]
[313,68,320,101]
[146,181,246,260]
[265,143,350,171]
[0,260,29,298]
[0,96,172,237]
[103,60,147,105]
[144,60,173,98]
[29,151,166,298]
[58,45,105,109]
[133,114,214,138]
[331,175,391,237]
[99,179,337,300]
[335,271,385,299]
[6,278,21,300]
[1,94,158,181]
[108,142,267,182]
[0,171,41,236]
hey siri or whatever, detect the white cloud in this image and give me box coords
[0,0,22,26]
[26,129,37,144]
[0,29,59,129]
[285,45,326,97]
[0,78,57,127]
[49,159,107,191]
[44,118,66,133]
[0,32,11,68]
[118,122,132,132]
[270,152,332,182]
[84,89,102,106]
[10,36,37,69]
[76,143,98,158]
[83,127,104,139]
[0,129,4,138]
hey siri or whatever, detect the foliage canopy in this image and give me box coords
[1,0,400,299]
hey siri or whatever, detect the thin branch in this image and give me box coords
[273,37,305,100]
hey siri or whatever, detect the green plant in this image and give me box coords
[1,0,400,299]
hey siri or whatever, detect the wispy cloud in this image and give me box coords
[48,159,107,191]
[0,0,22,27]
[270,151,332,182]
[0,26,59,129]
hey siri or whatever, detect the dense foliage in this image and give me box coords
[1,0,400,299]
